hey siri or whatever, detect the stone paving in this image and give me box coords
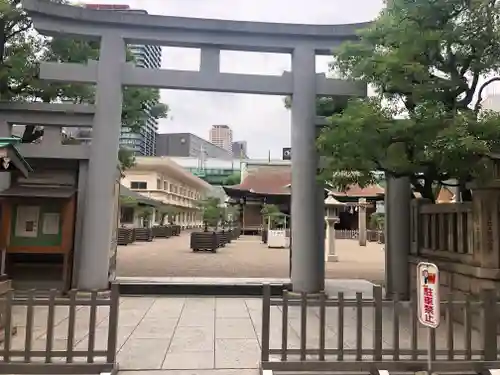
[117,234,385,284]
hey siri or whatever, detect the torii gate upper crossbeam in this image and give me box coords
[22,0,371,54]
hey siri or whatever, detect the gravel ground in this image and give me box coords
[116,234,385,284]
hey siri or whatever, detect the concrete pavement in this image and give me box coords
[117,234,385,284]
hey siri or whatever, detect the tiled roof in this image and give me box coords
[229,166,291,195]
[228,166,384,197]
[329,184,385,197]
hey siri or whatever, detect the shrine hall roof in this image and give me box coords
[225,166,384,198]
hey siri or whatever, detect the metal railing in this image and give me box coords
[335,229,360,239]
[260,284,500,373]
[0,283,119,374]
[335,230,385,243]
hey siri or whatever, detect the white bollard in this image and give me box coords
[485,370,500,375]
[377,371,390,375]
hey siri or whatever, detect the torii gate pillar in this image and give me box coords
[77,35,125,290]
[290,46,325,293]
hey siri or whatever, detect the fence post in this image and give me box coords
[482,288,497,361]
[410,199,425,255]
[107,283,119,364]
[261,283,271,363]
[373,285,383,361]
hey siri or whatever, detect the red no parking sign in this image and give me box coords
[417,262,440,328]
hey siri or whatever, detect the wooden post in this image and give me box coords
[471,189,500,268]
[358,198,367,246]
[482,288,497,361]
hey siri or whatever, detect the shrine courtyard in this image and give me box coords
[116,233,385,284]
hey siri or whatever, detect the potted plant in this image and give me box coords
[260,204,281,244]
[191,197,224,252]
[134,206,154,241]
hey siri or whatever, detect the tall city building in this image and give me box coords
[209,125,233,152]
[232,141,248,159]
[84,4,162,156]
[156,133,233,159]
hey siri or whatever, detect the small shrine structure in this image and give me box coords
[223,163,384,234]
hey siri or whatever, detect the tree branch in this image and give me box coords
[21,126,44,143]
[458,71,480,108]
[372,159,410,179]
[6,22,32,40]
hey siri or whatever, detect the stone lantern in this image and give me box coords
[357,198,372,247]
[324,192,345,262]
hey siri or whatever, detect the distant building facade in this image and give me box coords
[121,156,212,227]
[156,133,233,159]
[85,4,162,156]
[169,156,241,185]
[232,141,248,158]
[209,125,233,152]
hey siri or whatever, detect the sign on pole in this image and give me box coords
[416,262,440,328]
[282,148,291,160]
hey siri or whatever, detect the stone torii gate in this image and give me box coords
[23,0,372,293]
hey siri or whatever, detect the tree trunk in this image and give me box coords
[0,20,8,99]
[460,187,472,202]
[410,176,436,203]
[21,125,44,143]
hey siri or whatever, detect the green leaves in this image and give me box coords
[0,0,169,140]
[316,0,500,200]
[118,147,136,171]
[223,173,240,185]
[198,197,223,227]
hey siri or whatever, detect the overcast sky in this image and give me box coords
[82,0,384,158]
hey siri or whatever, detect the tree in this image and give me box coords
[135,206,153,228]
[261,203,284,228]
[0,0,47,101]
[315,0,500,201]
[118,147,136,171]
[223,172,241,185]
[197,197,222,230]
[369,212,384,231]
[157,205,179,225]
[0,0,169,144]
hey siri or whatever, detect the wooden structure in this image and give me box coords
[409,161,500,304]
[260,283,500,374]
[410,199,494,302]
[0,139,33,345]
[190,229,236,252]
[223,165,384,234]
[0,162,80,291]
[0,138,33,178]
[0,284,119,375]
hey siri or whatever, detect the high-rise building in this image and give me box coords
[156,133,234,159]
[232,141,248,159]
[84,4,162,156]
[209,125,233,152]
